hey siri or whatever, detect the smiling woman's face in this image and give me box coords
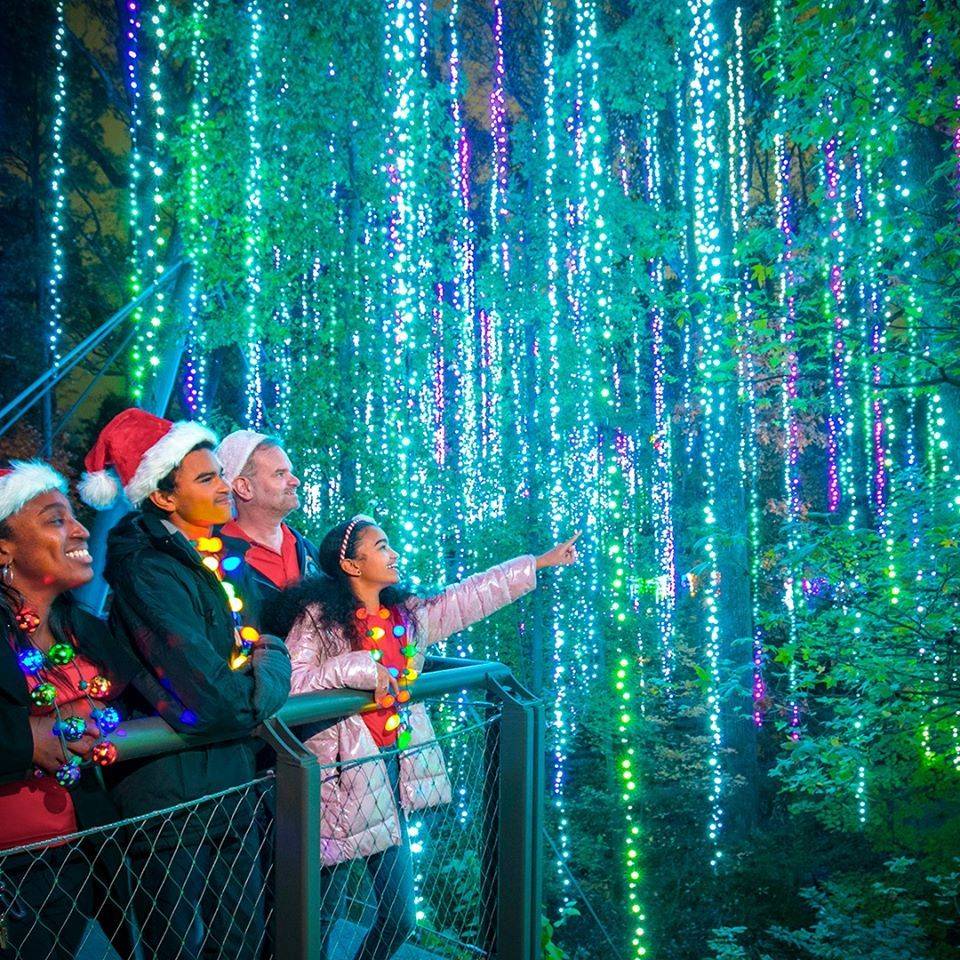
[0,490,93,596]
[343,524,400,588]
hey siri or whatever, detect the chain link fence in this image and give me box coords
[317,699,500,960]
[0,776,274,960]
[0,687,511,960]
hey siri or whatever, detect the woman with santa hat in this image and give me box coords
[78,407,292,960]
[0,459,133,959]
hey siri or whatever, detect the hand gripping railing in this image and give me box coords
[0,657,543,960]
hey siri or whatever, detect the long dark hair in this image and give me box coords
[261,518,415,651]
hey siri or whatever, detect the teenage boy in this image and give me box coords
[80,408,291,960]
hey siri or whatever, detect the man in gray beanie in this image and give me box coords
[214,430,320,629]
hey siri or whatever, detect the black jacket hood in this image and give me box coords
[105,509,202,583]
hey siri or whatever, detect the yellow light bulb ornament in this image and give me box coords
[193,538,254,670]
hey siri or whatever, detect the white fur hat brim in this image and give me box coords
[0,460,68,523]
[123,421,218,506]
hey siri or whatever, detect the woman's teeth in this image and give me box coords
[66,548,92,561]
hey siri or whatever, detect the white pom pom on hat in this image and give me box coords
[79,408,217,511]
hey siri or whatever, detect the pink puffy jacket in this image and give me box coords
[286,555,537,866]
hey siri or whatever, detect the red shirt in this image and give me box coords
[221,520,301,589]
[0,650,103,849]
[357,607,410,748]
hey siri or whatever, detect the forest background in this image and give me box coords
[1,0,959,958]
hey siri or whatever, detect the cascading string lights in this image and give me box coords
[479,0,506,522]
[641,96,677,692]
[673,46,697,470]
[270,0,294,434]
[614,110,649,960]
[183,0,211,417]
[131,2,170,399]
[244,0,265,427]
[445,0,474,593]
[123,0,144,392]
[379,0,443,922]
[772,0,801,742]
[574,0,605,691]
[537,0,574,900]
[726,6,765,725]
[46,0,69,376]
[609,432,647,960]
[686,0,725,867]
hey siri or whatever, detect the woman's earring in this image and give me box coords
[1,563,12,585]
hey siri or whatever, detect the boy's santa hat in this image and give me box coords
[79,408,217,510]
[0,460,68,524]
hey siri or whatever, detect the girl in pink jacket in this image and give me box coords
[263,515,579,960]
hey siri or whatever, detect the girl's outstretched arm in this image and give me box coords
[415,531,581,646]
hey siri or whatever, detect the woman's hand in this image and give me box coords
[29,715,100,773]
[374,664,400,706]
[536,531,582,571]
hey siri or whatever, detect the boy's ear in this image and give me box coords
[148,489,177,514]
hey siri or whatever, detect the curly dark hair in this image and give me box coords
[261,518,417,653]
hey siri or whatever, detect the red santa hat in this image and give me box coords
[79,408,217,511]
[0,460,68,524]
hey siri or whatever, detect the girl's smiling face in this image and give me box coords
[0,490,93,595]
[342,524,400,588]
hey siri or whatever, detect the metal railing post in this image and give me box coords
[489,676,545,960]
[258,717,323,960]
[479,701,501,956]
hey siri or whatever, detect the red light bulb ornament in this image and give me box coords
[92,742,118,766]
[357,607,418,751]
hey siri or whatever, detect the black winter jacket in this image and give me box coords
[103,510,291,822]
[214,523,320,631]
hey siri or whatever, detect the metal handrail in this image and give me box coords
[112,656,514,762]
[0,259,189,440]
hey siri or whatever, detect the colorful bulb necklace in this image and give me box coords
[357,606,418,751]
[194,536,260,669]
[14,607,120,786]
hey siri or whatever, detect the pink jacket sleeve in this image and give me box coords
[287,605,380,694]
[413,555,537,647]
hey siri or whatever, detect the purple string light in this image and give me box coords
[954,95,960,220]
[432,282,445,466]
[123,2,140,97]
[489,0,509,273]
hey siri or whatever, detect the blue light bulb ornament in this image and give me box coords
[18,647,45,674]
[221,555,242,573]
[55,757,82,788]
[55,716,88,743]
[92,707,121,735]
